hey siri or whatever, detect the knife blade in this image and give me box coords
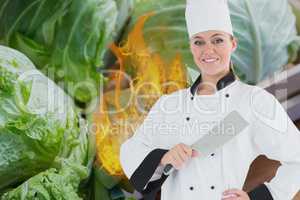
[163,110,249,175]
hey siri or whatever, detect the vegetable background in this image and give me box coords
[0,46,94,199]
[1,0,300,199]
[0,0,125,106]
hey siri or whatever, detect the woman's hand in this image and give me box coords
[160,143,199,170]
[222,189,250,200]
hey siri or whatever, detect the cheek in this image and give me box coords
[217,48,232,62]
[191,46,202,58]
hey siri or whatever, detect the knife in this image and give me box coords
[163,110,249,175]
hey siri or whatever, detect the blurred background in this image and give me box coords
[1,0,300,199]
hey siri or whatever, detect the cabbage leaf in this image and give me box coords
[0,0,118,105]
[0,45,93,199]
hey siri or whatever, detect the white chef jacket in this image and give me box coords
[120,72,300,200]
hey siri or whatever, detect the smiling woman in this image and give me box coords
[189,31,237,94]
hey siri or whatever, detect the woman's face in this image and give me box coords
[190,30,237,76]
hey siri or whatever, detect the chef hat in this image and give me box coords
[185,0,233,38]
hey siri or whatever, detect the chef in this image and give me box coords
[120,0,300,199]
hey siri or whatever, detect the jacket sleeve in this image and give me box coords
[250,88,300,200]
[120,95,169,193]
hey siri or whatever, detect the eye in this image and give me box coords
[212,38,224,44]
[194,40,205,46]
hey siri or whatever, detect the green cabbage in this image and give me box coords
[123,0,299,84]
[1,161,87,200]
[0,0,119,106]
[0,45,93,199]
[229,0,299,83]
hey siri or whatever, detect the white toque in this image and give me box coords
[185,0,234,38]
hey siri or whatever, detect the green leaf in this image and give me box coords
[93,173,112,200]
[0,45,92,198]
[1,160,88,200]
[0,0,119,105]
[228,0,298,83]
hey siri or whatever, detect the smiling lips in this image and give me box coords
[202,57,220,63]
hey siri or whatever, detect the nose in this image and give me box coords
[202,42,215,54]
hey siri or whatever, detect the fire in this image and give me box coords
[94,12,188,176]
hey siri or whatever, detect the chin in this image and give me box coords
[199,65,228,76]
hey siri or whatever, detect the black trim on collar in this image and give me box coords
[190,69,236,96]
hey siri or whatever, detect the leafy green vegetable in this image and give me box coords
[0,0,119,106]
[1,161,87,200]
[123,0,299,84]
[0,45,92,199]
[228,0,299,83]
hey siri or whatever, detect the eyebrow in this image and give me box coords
[192,33,225,40]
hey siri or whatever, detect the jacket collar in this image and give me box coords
[190,69,236,96]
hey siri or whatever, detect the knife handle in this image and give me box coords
[163,164,174,175]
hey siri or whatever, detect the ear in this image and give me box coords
[231,37,238,53]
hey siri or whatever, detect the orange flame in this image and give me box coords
[94,13,188,176]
